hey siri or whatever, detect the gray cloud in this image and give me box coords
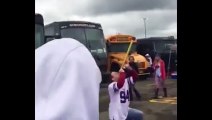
[36,0,176,16]
[35,0,177,38]
[85,0,176,16]
[85,10,177,38]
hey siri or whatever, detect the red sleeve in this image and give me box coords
[160,60,166,80]
[128,70,138,82]
[117,72,126,89]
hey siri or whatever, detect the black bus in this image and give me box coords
[137,36,177,75]
[44,21,108,80]
[35,14,45,49]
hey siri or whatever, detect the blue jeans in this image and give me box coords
[126,108,143,120]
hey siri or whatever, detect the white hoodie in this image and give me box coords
[35,38,101,120]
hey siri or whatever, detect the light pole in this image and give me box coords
[143,18,147,38]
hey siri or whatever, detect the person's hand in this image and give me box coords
[119,68,125,72]
[121,64,128,69]
[155,65,159,68]
[124,64,132,70]
[124,64,130,68]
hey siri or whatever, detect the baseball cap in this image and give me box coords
[145,54,150,57]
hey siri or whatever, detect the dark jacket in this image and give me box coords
[129,62,139,73]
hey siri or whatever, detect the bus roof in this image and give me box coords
[106,34,136,43]
[137,36,176,41]
[106,34,136,40]
[137,37,177,45]
[46,21,101,26]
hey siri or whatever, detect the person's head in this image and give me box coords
[154,54,161,62]
[110,62,121,82]
[111,72,120,82]
[129,56,135,63]
[145,54,150,58]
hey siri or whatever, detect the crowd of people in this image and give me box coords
[35,38,167,120]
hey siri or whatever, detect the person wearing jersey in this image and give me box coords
[152,54,167,99]
[35,38,101,120]
[108,64,143,120]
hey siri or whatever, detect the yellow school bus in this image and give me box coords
[106,34,149,76]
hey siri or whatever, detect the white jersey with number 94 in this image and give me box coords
[108,77,133,120]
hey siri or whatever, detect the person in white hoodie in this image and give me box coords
[35,38,102,120]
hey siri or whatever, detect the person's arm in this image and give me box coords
[109,71,126,92]
[109,69,126,92]
[149,58,153,65]
[117,72,126,89]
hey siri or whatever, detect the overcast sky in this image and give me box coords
[35,0,177,38]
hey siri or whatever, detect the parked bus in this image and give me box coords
[44,21,108,80]
[137,36,177,75]
[35,13,45,49]
[106,34,149,77]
